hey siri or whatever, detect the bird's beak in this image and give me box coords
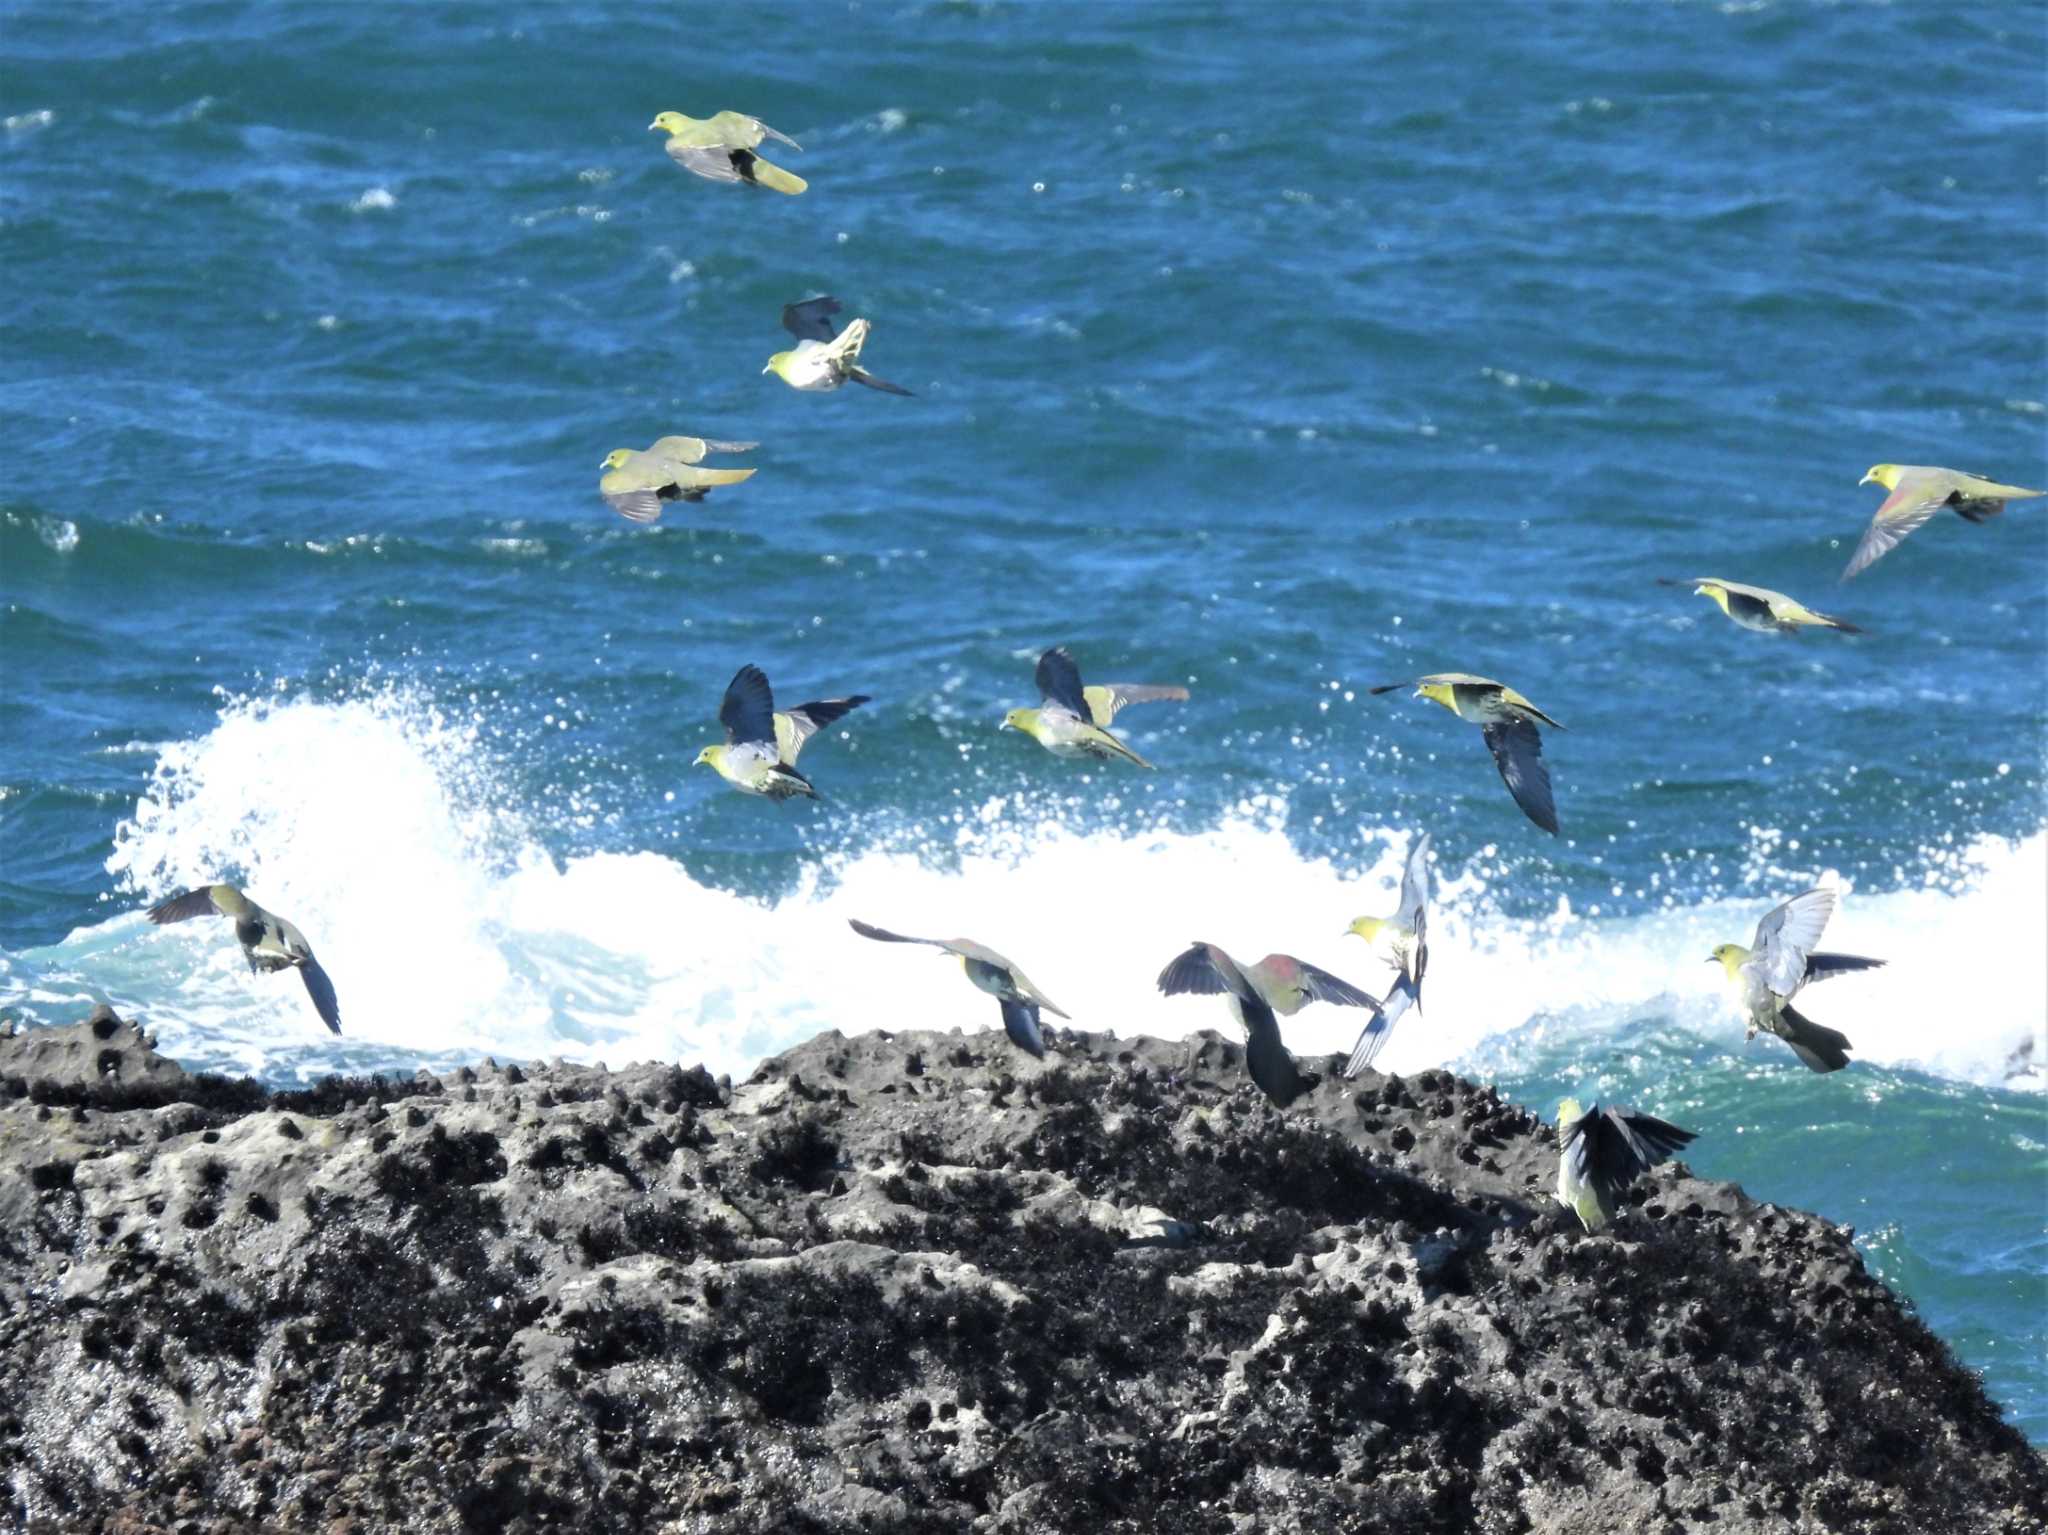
[760,364,773,375]
[1858,471,1876,486]
[1703,955,1718,963]
[647,120,661,131]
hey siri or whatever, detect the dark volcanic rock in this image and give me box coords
[0,1013,2040,1534]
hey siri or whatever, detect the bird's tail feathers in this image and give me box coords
[1780,1004,1852,1074]
[747,156,808,195]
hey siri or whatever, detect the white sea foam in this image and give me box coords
[349,186,397,213]
[3,690,2041,1090]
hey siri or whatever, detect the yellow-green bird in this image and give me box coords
[1002,646,1186,769]
[848,919,1067,1057]
[598,435,758,522]
[694,664,868,800]
[764,296,911,396]
[1157,942,1380,1107]
[1657,577,1863,636]
[1342,829,1430,1077]
[1709,888,1883,1073]
[1369,673,1563,835]
[649,110,806,195]
[1844,464,2044,581]
[147,884,341,1033]
[1554,1099,1697,1233]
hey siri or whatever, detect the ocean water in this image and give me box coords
[3,0,2045,1439]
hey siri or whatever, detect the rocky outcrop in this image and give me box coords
[1,1006,2041,1533]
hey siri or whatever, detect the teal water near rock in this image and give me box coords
[2,1,2043,1439]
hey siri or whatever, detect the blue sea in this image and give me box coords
[3,0,2044,1440]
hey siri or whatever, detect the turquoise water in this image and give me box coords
[2,2,2044,1438]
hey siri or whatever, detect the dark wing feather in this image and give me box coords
[298,955,342,1034]
[849,367,913,397]
[719,664,778,747]
[998,998,1047,1058]
[1291,959,1383,1012]
[147,887,222,924]
[1481,718,1558,835]
[1608,1107,1697,1167]
[668,143,745,183]
[786,695,870,734]
[849,918,947,950]
[1156,943,1235,999]
[1034,646,1091,717]
[1342,976,1414,1078]
[1803,952,1885,985]
[781,296,843,342]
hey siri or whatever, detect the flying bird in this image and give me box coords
[1343,830,1431,1076]
[1369,673,1564,835]
[764,297,911,396]
[145,884,341,1033]
[1156,942,1379,1107]
[1003,646,1183,769]
[598,435,757,522]
[1709,888,1883,1072]
[1554,1099,1698,1233]
[649,110,806,195]
[1658,577,1863,637]
[695,665,867,800]
[848,919,1068,1057]
[1843,464,2043,582]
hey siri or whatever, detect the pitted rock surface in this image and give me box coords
[0,1013,2041,1533]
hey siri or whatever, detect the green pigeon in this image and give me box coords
[1370,673,1563,835]
[764,297,911,395]
[147,884,341,1033]
[1658,577,1862,636]
[650,110,806,194]
[599,435,757,522]
[695,665,868,800]
[1156,941,1380,1107]
[1003,646,1185,769]
[1555,1099,1697,1232]
[848,919,1068,1057]
[1342,829,1431,1076]
[1709,889,1882,1072]
[1844,464,2043,581]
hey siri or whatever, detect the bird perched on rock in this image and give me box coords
[1554,1099,1697,1233]
[1710,888,1883,1072]
[598,436,757,522]
[1843,464,2043,581]
[764,297,911,396]
[649,110,806,194]
[145,885,340,1033]
[695,665,867,800]
[1658,577,1863,637]
[1003,646,1184,769]
[1343,830,1431,1077]
[1369,674,1564,835]
[1156,942,1379,1107]
[848,919,1068,1057]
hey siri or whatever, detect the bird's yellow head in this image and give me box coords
[693,745,723,770]
[1556,1096,1584,1129]
[1000,707,1037,734]
[649,112,690,136]
[1416,681,1456,711]
[1347,916,1386,942]
[763,350,794,379]
[600,449,631,470]
[1860,463,1901,490]
[1707,943,1747,978]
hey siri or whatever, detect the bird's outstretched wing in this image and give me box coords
[782,296,843,342]
[1286,958,1382,1012]
[849,918,948,949]
[1565,1104,1697,1209]
[998,998,1046,1058]
[777,695,871,763]
[719,665,778,748]
[646,434,757,465]
[147,886,226,924]
[1803,951,1884,985]
[1481,718,1557,835]
[1034,646,1091,718]
[1842,474,1950,582]
[1156,942,1240,999]
[848,366,913,397]
[1082,682,1189,728]
[1750,888,1835,996]
[601,486,665,523]
[1342,976,1414,1078]
[667,143,747,183]
[299,955,342,1034]
[1397,831,1432,932]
